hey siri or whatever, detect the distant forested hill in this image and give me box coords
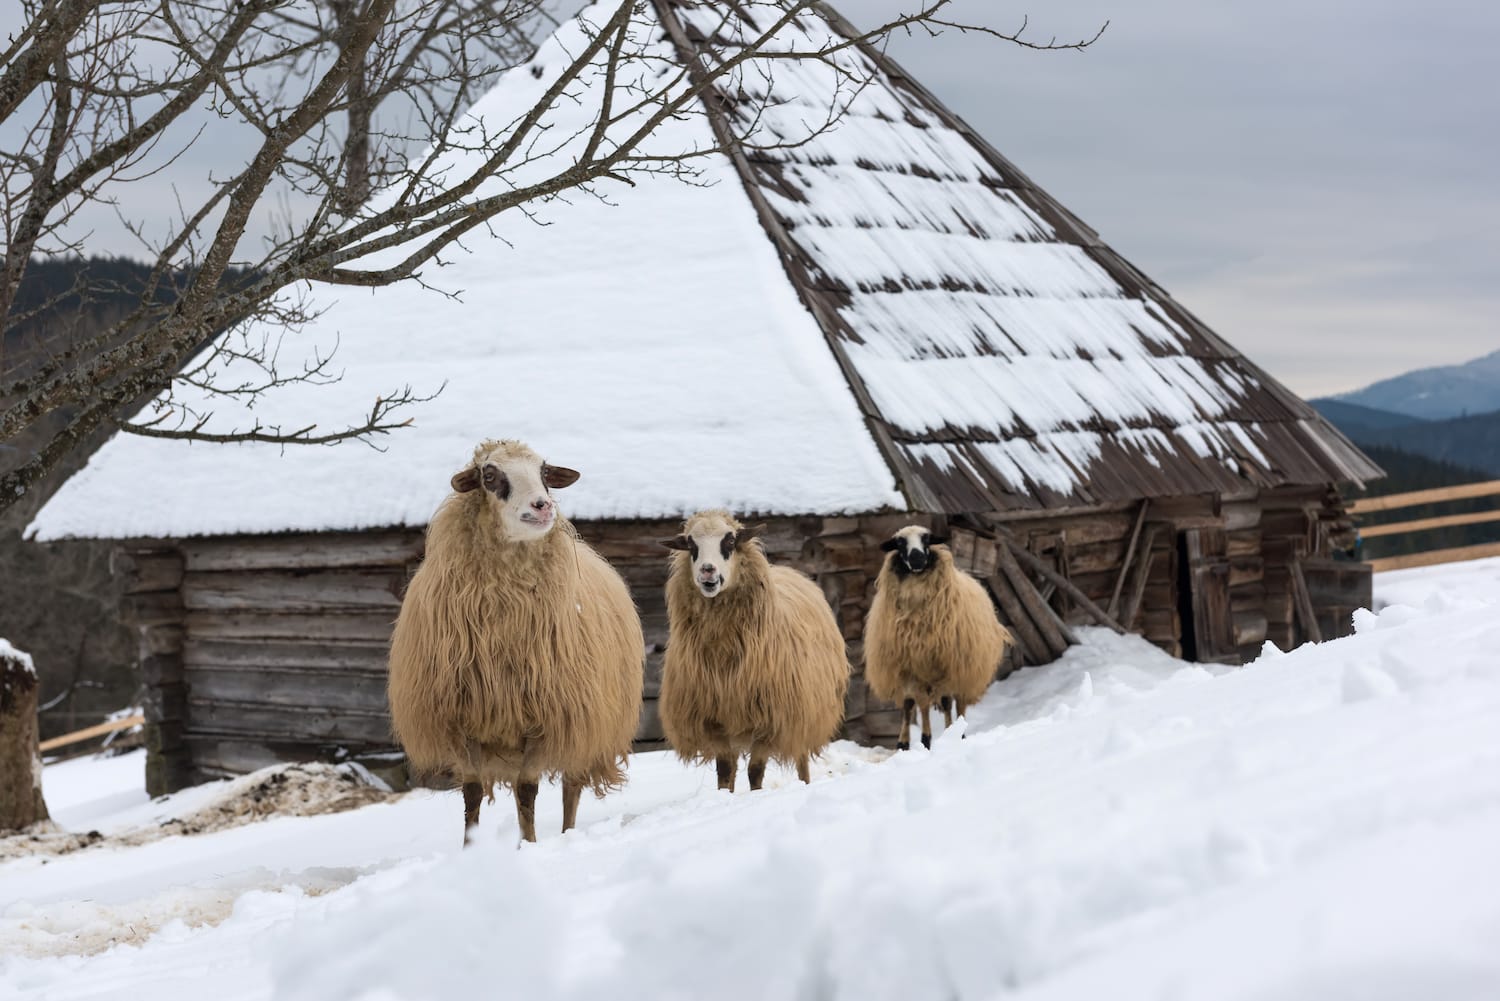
[1346,446,1500,560]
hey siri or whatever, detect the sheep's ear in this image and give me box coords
[734,523,766,548]
[660,535,693,551]
[928,535,949,548]
[451,467,481,493]
[879,537,901,552]
[542,464,581,489]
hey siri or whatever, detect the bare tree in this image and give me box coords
[0,0,1102,516]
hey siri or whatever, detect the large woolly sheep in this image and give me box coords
[865,526,1013,750]
[659,510,849,791]
[387,440,644,844]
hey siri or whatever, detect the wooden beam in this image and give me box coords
[1349,480,1500,514]
[1119,529,1160,631]
[1290,560,1323,645]
[1107,500,1150,619]
[985,573,1050,665]
[1004,537,1126,635]
[39,714,144,753]
[1358,508,1500,538]
[1368,541,1500,573]
[996,545,1075,655]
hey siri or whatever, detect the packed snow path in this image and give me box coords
[4,560,1500,1000]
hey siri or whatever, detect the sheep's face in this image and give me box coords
[663,511,763,599]
[881,525,943,577]
[450,440,579,541]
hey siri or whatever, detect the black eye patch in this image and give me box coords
[720,533,734,559]
[481,464,510,500]
[688,538,699,560]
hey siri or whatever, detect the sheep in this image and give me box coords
[387,439,644,844]
[658,510,849,791]
[864,525,1013,750]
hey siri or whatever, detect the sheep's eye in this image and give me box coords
[688,539,699,560]
[481,465,510,499]
[720,533,734,559]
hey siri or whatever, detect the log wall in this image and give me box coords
[124,486,1370,792]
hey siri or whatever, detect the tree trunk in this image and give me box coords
[1,643,49,831]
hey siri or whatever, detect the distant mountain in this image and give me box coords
[1333,349,1500,420]
[1315,404,1500,478]
[1309,399,1427,441]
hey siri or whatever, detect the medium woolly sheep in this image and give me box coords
[387,440,644,844]
[659,510,849,791]
[865,526,1013,750]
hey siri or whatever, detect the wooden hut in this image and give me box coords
[30,0,1379,795]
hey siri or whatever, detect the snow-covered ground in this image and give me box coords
[4,560,1500,1000]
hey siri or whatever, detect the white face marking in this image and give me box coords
[480,452,557,541]
[682,516,739,599]
[894,525,929,556]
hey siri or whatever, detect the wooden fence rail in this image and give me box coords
[38,713,144,753]
[1353,479,1500,572]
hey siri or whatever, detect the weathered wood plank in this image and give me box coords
[185,700,395,744]
[1107,501,1149,618]
[184,638,391,672]
[111,548,184,595]
[1004,539,1122,635]
[1228,557,1265,589]
[1290,559,1324,644]
[185,667,390,713]
[186,610,396,643]
[1119,528,1160,632]
[183,570,405,612]
[1232,612,1269,647]
[997,545,1075,655]
[985,573,1050,666]
[181,532,424,572]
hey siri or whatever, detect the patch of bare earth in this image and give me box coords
[0,762,399,861]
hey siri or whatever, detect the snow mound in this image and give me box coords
[0,637,34,676]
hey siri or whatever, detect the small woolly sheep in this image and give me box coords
[658,510,849,791]
[865,526,1013,750]
[387,440,644,843]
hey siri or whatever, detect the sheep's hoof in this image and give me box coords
[920,734,931,750]
[896,741,909,751]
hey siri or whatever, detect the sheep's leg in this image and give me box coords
[898,697,916,751]
[796,754,811,785]
[747,752,767,791]
[940,695,953,728]
[515,780,540,843]
[462,781,484,847]
[956,698,970,738]
[920,703,933,750]
[561,777,583,834]
[715,755,737,792]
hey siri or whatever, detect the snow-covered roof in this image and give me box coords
[30,0,1376,541]
[660,0,1378,512]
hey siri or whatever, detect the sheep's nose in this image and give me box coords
[530,497,552,512]
[699,563,717,576]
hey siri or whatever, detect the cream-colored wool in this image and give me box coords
[659,511,849,768]
[864,545,1012,712]
[387,441,644,796]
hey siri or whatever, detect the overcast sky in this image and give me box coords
[856,0,1499,397]
[5,1,1495,398]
